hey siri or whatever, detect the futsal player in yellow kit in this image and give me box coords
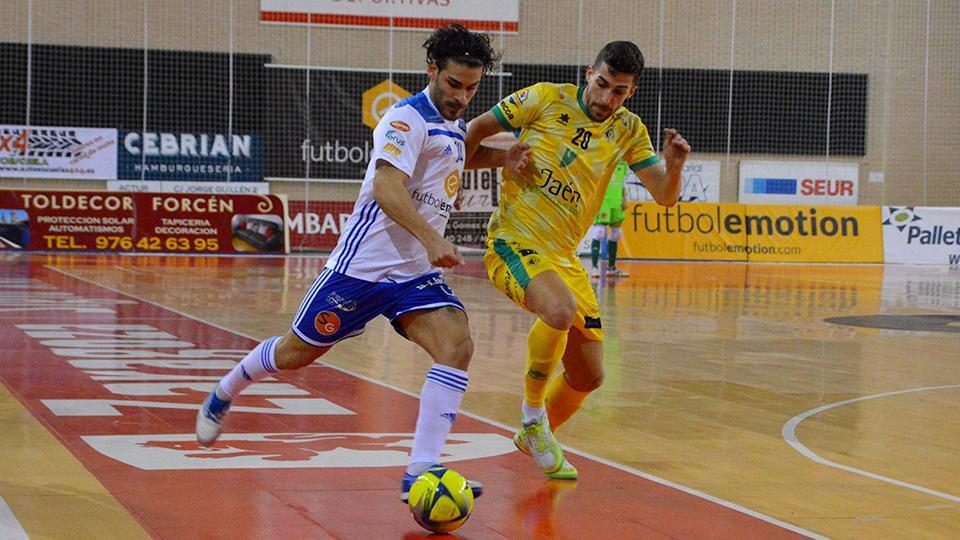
[466,41,690,479]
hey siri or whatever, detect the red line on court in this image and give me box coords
[0,258,811,539]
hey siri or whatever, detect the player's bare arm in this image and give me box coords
[372,160,463,267]
[465,115,532,175]
[635,128,691,207]
[455,140,530,210]
[465,144,505,170]
[465,111,507,163]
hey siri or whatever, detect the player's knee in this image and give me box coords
[274,333,328,370]
[608,227,624,242]
[569,367,604,392]
[539,303,576,331]
[437,334,473,371]
[590,224,607,241]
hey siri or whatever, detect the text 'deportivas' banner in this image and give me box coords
[621,202,883,263]
[259,0,520,32]
[0,189,287,254]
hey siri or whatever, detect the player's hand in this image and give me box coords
[453,183,465,210]
[504,143,532,175]
[662,128,690,168]
[426,237,464,268]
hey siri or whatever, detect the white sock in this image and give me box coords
[216,336,280,401]
[522,402,545,425]
[406,364,468,476]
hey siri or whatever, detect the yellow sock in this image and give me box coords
[545,372,591,430]
[524,319,568,408]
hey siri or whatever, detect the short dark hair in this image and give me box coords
[593,41,645,84]
[423,24,501,74]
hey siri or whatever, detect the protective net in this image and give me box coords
[1,0,957,252]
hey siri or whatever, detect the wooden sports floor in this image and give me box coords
[0,252,957,539]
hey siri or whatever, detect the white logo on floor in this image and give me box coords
[82,432,515,470]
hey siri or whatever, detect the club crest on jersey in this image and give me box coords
[517,88,530,103]
[382,143,402,156]
[455,141,464,163]
[314,311,342,336]
[390,120,411,132]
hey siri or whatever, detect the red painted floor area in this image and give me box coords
[0,257,809,539]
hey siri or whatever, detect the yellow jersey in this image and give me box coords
[489,82,659,256]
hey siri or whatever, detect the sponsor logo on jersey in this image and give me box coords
[411,188,454,214]
[314,311,341,336]
[584,316,602,329]
[537,167,583,214]
[325,292,357,312]
[415,275,456,296]
[444,170,461,198]
[390,120,411,132]
[498,101,516,121]
[385,129,406,146]
[382,143,402,156]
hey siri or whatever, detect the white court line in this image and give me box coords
[0,497,29,540]
[47,265,825,539]
[783,385,960,503]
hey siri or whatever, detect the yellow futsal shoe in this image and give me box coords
[520,416,578,480]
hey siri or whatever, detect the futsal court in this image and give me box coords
[1,252,957,539]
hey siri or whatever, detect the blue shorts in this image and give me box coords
[292,268,466,347]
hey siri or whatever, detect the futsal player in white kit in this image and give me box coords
[195,25,513,501]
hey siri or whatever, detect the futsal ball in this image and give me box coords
[407,465,475,533]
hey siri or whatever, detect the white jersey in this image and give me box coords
[326,87,465,282]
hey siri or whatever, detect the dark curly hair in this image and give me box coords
[593,41,645,84]
[423,24,501,74]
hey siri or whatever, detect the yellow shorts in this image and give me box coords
[484,238,603,340]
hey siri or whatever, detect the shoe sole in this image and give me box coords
[547,464,578,480]
[517,430,577,479]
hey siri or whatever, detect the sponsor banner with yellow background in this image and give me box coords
[621,202,883,263]
[620,203,747,261]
